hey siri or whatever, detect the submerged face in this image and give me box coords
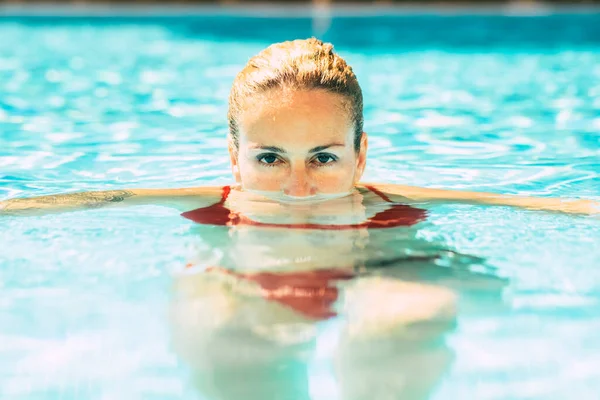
[230,88,367,197]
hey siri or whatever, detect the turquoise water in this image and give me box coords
[1,10,600,400]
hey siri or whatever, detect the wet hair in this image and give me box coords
[228,38,364,153]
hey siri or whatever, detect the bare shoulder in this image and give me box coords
[356,182,431,203]
[362,182,499,202]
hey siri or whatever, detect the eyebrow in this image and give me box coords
[249,143,345,153]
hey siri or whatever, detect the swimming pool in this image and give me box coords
[1,6,600,400]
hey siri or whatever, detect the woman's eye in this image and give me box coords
[257,154,279,165]
[314,153,337,164]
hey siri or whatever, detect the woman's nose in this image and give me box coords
[283,164,316,197]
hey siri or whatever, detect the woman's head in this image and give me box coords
[228,38,368,197]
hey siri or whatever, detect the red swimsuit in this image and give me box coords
[181,185,427,229]
[181,186,427,320]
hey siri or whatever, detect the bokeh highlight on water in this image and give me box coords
[1,10,600,400]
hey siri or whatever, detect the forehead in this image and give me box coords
[237,88,354,149]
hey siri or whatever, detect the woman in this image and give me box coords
[0,38,594,399]
[1,38,598,216]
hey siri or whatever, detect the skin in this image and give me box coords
[230,88,367,196]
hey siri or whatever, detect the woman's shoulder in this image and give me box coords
[355,182,414,204]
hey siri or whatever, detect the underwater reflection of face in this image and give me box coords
[229,88,368,198]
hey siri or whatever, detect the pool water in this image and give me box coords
[1,9,600,400]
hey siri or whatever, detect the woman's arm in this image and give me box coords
[365,183,600,216]
[0,186,224,216]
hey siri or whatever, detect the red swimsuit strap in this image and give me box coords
[218,185,231,205]
[364,185,394,203]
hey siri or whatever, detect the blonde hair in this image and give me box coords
[228,38,364,152]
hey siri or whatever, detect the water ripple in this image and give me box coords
[1,15,600,400]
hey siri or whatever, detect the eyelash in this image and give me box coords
[256,153,338,168]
